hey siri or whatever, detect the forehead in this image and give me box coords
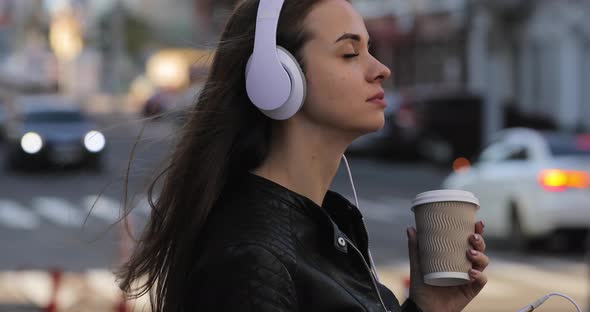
[303,0,368,42]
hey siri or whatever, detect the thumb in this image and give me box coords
[407,227,421,279]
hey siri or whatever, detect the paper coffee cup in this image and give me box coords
[411,190,480,287]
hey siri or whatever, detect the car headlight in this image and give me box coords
[84,130,105,153]
[21,132,43,154]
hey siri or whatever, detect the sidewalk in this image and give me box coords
[0,264,586,312]
[0,270,149,312]
[377,262,588,312]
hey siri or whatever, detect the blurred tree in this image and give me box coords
[97,3,150,93]
[124,13,151,58]
[97,6,151,60]
[194,0,239,39]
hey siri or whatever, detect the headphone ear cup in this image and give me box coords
[257,46,307,120]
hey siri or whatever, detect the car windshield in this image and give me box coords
[545,133,590,156]
[24,111,85,123]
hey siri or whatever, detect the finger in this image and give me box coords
[475,220,484,235]
[470,233,486,252]
[468,269,488,291]
[407,227,421,279]
[467,249,489,271]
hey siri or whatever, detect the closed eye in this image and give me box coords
[344,53,360,58]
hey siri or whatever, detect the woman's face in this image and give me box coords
[298,0,391,137]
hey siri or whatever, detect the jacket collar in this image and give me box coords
[243,171,363,253]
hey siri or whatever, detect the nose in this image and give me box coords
[368,56,391,83]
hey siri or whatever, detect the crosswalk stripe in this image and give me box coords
[0,200,39,230]
[32,197,84,228]
[82,195,121,223]
[0,194,410,230]
[0,195,153,231]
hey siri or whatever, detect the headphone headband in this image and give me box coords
[253,0,282,55]
[246,0,307,120]
[246,0,291,111]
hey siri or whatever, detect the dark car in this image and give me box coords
[3,96,106,170]
[403,88,483,165]
[347,91,420,160]
[142,90,175,118]
[0,104,6,141]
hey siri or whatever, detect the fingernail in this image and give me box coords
[481,220,485,228]
[469,249,478,256]
[469,269,478,277]
[473,234,480,241]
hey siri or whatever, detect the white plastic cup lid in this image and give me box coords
[411,189,480,212]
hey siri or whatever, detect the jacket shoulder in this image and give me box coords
[193,243,298,311]
[203,186,298,264]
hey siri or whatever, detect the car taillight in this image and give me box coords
[538,169,590,192]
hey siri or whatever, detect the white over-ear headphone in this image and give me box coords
[245,0,307,120]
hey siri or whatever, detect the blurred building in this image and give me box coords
[0,0,41,54]
[192,0,469,91]
[470,0,590,134]
[355,0,468,90]
[0,0,59,93]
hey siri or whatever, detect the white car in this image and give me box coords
[442,128,590,250]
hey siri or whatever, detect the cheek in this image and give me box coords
[305,73,354,116]
[302,71,384,133]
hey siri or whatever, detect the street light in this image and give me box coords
[49,9,83,94]
[49,10,82,61]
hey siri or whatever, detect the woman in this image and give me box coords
[118,0,489,311]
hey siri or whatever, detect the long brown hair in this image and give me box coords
[117,1,323,310]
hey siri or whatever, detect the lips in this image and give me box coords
[367,90,386,108]
[367,91,385,102]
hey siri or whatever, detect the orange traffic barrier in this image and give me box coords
[115,214,134,312]
[403,276,411,299]
[44,269,62,312]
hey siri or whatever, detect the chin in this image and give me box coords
[329,111,385,136]
[365,114,386,133]
[353,119,385,136]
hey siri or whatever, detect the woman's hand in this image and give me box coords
[407,221,488,312]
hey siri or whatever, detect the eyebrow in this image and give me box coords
[335,33,371,46]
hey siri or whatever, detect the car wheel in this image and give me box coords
[561,229,586,252]
[5,153,21,171]
[85,157,103,172]
[509,203,528,251]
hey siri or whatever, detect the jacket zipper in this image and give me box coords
[342,236,390,312]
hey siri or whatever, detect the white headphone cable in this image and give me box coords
[341,154,382,283]
[516,292,582,312]
[341,154,360,209]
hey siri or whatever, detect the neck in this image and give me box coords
[251,116,357,207]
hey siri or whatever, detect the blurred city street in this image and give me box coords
[0,115,586,311]
[0,0,588,311]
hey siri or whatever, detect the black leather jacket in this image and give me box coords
[189,171,423,312]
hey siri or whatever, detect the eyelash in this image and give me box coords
[344,53,360,59]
